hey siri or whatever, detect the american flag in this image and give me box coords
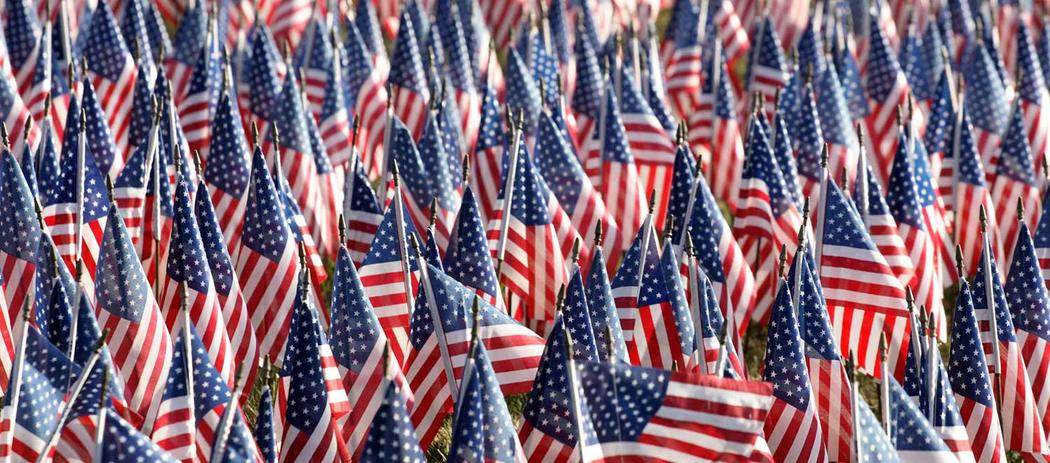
[3,0,39,101]
[0,150,41,322]
[573,362,773,461]
[927,68,956,207]
[448,338,526,462]
[41,102,109,302]
[293,19,334,117]
[445,186,501,308]
[991,102,1039,266]
[1004,220,1050,446]
[152,321,243,462]
[520,280,601,462]
[358,181,419,366]
[340,155,383,266]
[316,41,353,171]
[887,376,957,461]
[735,0,808,52]
[253,386,278,462]
[99,408,179,463]
[235,148,300,361]
[269,0,312,51]
[82,0,138,160]
[359,378,426,462]
[771,107,803,207]
[972,239,1049,455]
[405,264,543,447]
[735,113,801,322]
[817,176,910,377]
[899,21,930,109]
[705,0,751,84]
[814,62,860,190]
[598,84,648,241]
[886,132,946,342]
[205,85,252,253]
[954,108,1006,277]
[469,85,503,221]
[691,40,745,210]
[634,237,696,370]
[571,17,604,183]
[854,157,918,309]
[915,329,978,461]
[0,58,33,156]
[745,17,788,119]
[833,31,869,124]
[353,0,391,83]
[408,114,462,254]
[476,0,525,49]
[341,21,389,181]
[28,24,64,141]
[486,141,569,333]
[684,249,740,376]
[948,281,1008,463]
[0,326,75,463]
[664,0,701,124]
[965,42,1010,176]
[1015,23,1050,173]
[789,246,854,463]
[584,233,630,364]
[505,49,541,137]
[853,388,901,461]
[301,111,339,271]
[619,69,676,230]
[862,12,912,185]
[328,244,412,458]
[763,277,828,463]
[243,23,285,135]
[791,76,826,197]
[158,178,236,387]
[94,200,173,424]
[80,77,123,188]
[113,104,155,252]
[273,142,329,308]
[193,181,260,406]
[909,127,957,288]
[610,217,655,361]
[438,1,481,151]
[388,10,430,140]
[279,283,353,463]
[534,112,623,270]
[177,22,222,160]
[120,0,158,73]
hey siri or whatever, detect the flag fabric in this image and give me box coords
[915,330,977,462]
[948,281,1008,463]
[358,184,419,366]
[274,163,329,310]
[359,376,426,462]
[94,200,173,424]
[863,11,912,185]
[82,0,138,159]
[887,376,956,462]
[584,234,630,364]
[691,44,745,210]
[814,61,860,191]
[253,386,278,463]
[735,112,802,322]
[244,24,283,138]
[854,158,918,314]
[972,238,1049,454]
[3,0,39,101]
[315,39,354,172]
[817,176,910,377]
[448,338,526,462]
[388,10,430,140]
[790,76,827,197]
[926,68,957,207]
[573,361,774,461]
[328,243,412,458]
[340,22,389,180]
[1016,23,1050,172]
[405,264,543,447]
[99,408,179,463]
[762,277,828,463]
[235,148,300,361]
[745,17,788,119]
[597,84,649,243]
[470,85,505,222]
[205,82,252,254]
[445,186,501,308]
[112,129,153,252]
[664,0,701,123]
[193,180,260,406]
[166,1,206,104]
[853,390,901,462]
[953,108,1006,277]
[965,41,1010,176]
[0,149,41,322]
[991,101,1040,266]
[619,69,676,229]
[339,156,383,266]
[177,20,222,161]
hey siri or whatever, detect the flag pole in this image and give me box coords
[684,236,705,373]
[791,199,810,314]
[209,363,246,462]
[847,351,863,463]
[74,103,86,277]
[879,333,891,437]
[979,207,1002,379]
[856,126,869,223]
[90,367,110,463]
[563,328,588,463]
[389,161,417,316]
[452,299,484,426]
[494,110,526,279]
[674,122,700,257]
[409,235,460,404]
[813,144,830,267]
[179,283,197,436]
[3,298,32,457]
[36,332,110,463]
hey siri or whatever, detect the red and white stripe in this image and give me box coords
[689,93,745,210]
[1022,92,1050,174]
[358,258,418,366]
[600,156,648,247]
[42,207,104,303]
[955,392,1006,463]
[991,174,1040,269]
[339,360,412,458]
[622,111,676,229]
[763,391,827,463]
[807,358,852,463]
[235,231,300,362]
[990,338,1048,453]
[390,87,428,142]
[88,65,137,166]
[957,183,1006,277]
[352,76,388,181]
[897,220,945,341]
[268,0,312,50]
[477,0,526,49]
[158,280,236,387]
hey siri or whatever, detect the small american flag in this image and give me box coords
[253,386,278,462]
[177,22,222,160]
[28,23,64,140]
[193,183,260,406]
[3,0,40,102]
[388,10,430,140]
[410,114,463,254]
[243,24,284,135]
[598,85,648,241]
[665,2,701,121]
[158,178,236,386]
[948,281,1008,463]
[82,0,138,160]
[814,63,860,189]
[691,39,745,211]
[287,117,335,289]
[360,378,426,462]
[534,112,624,270]
[735,113,801,322]
[268,0,311,50]
[340,156,383,266]
[745,17,788,119]
[52,334,129,462]
[619,69,676,230]
[705,0,751,86]
[94,200,173,423]
[279,286,353,463]
[99,408,179,463]
[685,250,741,376]
[0,150,41,323]
[964,43,1010,177]
[353,0,391,83]
[469,85,504,221]
[445,186,501,308]
[235,148,300,361]
[505,49,541,136]
[635,238,696,370]
[448,339,526,462]
[863,13,912,185]
[789,246,854,463]
[439,3,481,150]
[113,107,153,252]
[358,179,419,366]
[0,326,75,463]
[854,389,900,461]
[771,108,803,207]
[315,43,353,180]
[953,108,1006,277]
[328,245,412,458]
[991,102,1039,267]
[854,158,918,308]
[915,331,977,460]
[817,176,910,377]
[293,19,333,117]
[341,22,389,180]
[584,236,630,364]
[791,78,827,197]
[476,0,525,49]
[1004,220,1050,446]
[574,361,774,461]
[571,19,603,183]
[120,0,158,74]
[899,22,931,108]
[926,69,956,206]
[762,278,828,463]
[887,376,957,461]
[405,264,543,447]
[971,241,1049,454]
[0,55,33,156]
[610,219,657,362]
[205,85,252,253]
[833,32,869,124]
[1015,23,1050,173]
[520,285,600,461]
